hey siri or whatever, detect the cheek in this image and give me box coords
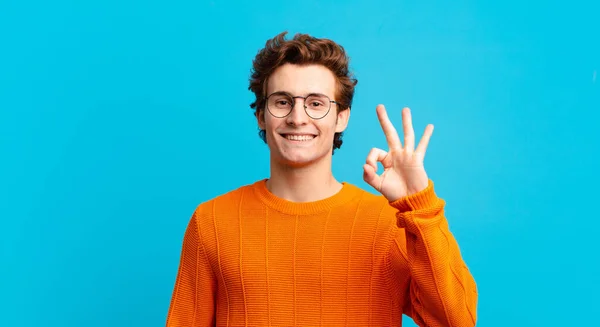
[262,115,275,131]
[265,117,285,140]
[319,119,339,136]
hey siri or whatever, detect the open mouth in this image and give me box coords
[280,134,317,141]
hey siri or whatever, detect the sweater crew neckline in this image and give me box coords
[251,179,363,215]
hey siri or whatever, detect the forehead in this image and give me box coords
[267,63,337,96]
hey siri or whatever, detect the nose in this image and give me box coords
[285,98,309,126]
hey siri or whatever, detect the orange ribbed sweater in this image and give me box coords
[166,179,477,327]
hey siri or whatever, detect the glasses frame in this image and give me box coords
[265,91,341,120]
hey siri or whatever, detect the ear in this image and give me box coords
[335,108,350,133]
[256,109,266,130]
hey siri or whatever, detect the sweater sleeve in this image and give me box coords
[389,180,478,327]
[166,211,216,327]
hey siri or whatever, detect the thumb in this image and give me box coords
[363,164,381,190]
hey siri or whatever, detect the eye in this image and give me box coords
[306,94,329,109]
[269,94,293,109]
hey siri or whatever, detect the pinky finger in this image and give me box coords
[415,124,434,156]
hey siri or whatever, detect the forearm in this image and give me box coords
[392,181,478,327]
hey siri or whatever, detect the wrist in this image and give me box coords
[389,179,438,212]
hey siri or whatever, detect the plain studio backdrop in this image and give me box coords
[1,0,599,326]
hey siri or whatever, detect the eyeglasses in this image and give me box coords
[266,91,341,120]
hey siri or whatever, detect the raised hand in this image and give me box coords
[363,105,434,202]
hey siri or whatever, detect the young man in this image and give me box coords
[166,32,478,327]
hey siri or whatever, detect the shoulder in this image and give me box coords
[193,180,262,218]
[342,183,399,231]
[343,183,406,255]
[352,184,386,204]
[183,180,264,242]
[345,183,397,214]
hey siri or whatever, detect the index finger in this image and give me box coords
[376,104,402,149]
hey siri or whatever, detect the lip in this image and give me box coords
[279,133,318,142]
[279,133,318,137]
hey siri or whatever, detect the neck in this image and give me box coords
[267,155,342,203]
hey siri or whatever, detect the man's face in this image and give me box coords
[257,63,350,168]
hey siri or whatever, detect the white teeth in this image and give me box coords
[285,134,315,141]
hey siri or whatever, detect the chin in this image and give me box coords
[273,149,329,168]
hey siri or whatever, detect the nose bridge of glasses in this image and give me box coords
[292,95,308,108]
[288,96,310,121]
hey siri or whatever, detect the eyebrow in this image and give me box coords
[269,90,329,97]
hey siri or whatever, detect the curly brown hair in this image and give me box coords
[248,31,358,154]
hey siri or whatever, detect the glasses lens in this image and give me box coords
[305,94,331,119]
[267,93,293,117]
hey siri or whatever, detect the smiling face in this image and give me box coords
[257,63,350,168]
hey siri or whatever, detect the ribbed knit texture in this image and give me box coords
[166,179,478,327]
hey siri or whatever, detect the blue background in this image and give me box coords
[1,0,599,326]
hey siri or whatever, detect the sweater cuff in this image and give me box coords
[388,179,439,213]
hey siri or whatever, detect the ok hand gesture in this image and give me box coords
[363,105,434,202]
